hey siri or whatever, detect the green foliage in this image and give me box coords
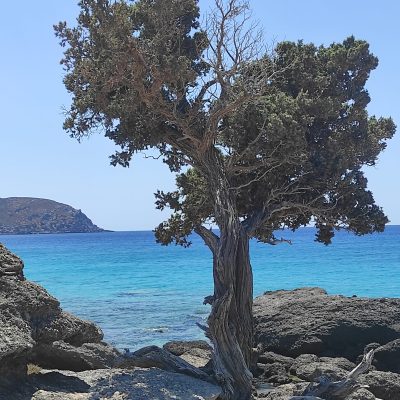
[56,1,396,247]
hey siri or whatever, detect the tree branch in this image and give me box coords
[194,225,220,253]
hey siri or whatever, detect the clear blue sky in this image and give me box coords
[1,1,398,231]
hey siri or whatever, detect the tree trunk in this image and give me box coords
[208,226,254,400]
[198,149,254,399]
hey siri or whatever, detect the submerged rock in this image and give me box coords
[254,287,400,361]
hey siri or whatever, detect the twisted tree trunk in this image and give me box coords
[199,149,254,399]
[207,226,254,400]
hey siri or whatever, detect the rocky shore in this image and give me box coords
[1,243,399,399]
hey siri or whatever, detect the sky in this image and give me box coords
[0,1,399,231]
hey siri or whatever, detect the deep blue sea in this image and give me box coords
[1,227,399,350]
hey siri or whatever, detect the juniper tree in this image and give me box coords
[55,0,395,398]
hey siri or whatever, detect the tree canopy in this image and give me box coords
[155,36,395,246]
[55,0,395,246]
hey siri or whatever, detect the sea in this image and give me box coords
[1,226,399,351]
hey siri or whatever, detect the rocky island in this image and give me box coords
[1,243,399,399]
[0,197,104,234]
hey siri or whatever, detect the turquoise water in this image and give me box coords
[1,226,399,350]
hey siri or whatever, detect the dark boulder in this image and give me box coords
[31,341,122,371]
[373,339,400,373]
[359,370,400,400]
[254,287,400,361]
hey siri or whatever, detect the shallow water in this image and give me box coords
[2,226,399,350]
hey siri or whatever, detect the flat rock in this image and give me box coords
[163,340,212,368]
[254,287,400,360]
[25,368,221,400]
[163,340,212,356]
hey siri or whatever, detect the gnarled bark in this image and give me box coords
[207,227,254,400]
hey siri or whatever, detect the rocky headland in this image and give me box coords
[0,197,104,234]
[1,244,399,399]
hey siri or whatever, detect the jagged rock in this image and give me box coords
[31,341,122,371]
[258,351,294,368]
[0,244,115,383]
[289,354,355,382]
[254,287,400,361]
[163,340,212,368]
[345,388,376,400]
[373,339,400,373]
[0,197,104,234]
[257,362,291,385]
[0,243,24,279]
[358,370,400,400]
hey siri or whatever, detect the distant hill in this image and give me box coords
[0,197,105,234]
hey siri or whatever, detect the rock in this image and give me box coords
[0,197,105,234]
[163,340,212,355]
[0,243,24,279]
[258,362,291,385]
[120,345,213,382]
[163,340,212,368]
[289,354,355,382]
[345,388,376,400]
[32,341,122,371]
[262,382,310,399]
[258,351,294,368]
[0,244,115,383]
[358,370,400,400]
[254,352,295,385]
[254,287,400,360]
[25,368,221,400]
[373,339,400,373]
[318,356,356,371]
